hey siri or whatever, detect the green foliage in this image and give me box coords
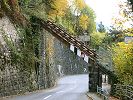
[103,26,125,45]
[112,42,133,85]
[65,3,96,35]
[0,21,41,72]
[18,0,96,36]
[61,11,76,35]
[102,34,114,47]
[74,0,86,11]
[81,6,96,34]
[90,32,106,49]
[18,0,30,7]
[1,28,24,66]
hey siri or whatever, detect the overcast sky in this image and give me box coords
[84,0,120,26]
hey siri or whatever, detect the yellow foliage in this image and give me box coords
[112,1,132,30]
[74,0,86,10]
[113,42,133,84]
[125,28,133,35]
[79,14,89,30]
[48,0,68,18]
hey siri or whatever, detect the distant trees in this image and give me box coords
[97,22,106,33]
[112,1,132,31]
[101,0,132,46]
[110,0,133,86]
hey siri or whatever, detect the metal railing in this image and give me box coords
[97,86,109,100]
[113,84,133,100]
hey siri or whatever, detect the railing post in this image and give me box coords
[97,85,98,93]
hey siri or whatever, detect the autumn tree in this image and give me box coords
[74,0,86,14]
[68,0,85,34]
[112,1,132,31]
[79,14,89,30]
[71,0,96,35]
[112,42,133,85]
[62,8,76,35]
[83,6,96,34]
[51,0,96,36]
[48,0,68,21]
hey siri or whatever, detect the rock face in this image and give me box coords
[0,16,38,97]
[0,16,88,97]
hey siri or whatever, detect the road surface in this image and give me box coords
[7,74,89,100]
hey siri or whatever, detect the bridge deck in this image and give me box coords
[39,19,97,60]
[35,18,114,75]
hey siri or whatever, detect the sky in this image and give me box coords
[84,0,120,26]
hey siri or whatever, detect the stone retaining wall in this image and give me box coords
[0,16,88,97]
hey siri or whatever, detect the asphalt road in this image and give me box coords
[8,74,89,100]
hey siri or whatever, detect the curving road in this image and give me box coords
[8,74,89,100]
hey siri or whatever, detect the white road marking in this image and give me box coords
[43,95,52,100]
[56,91,64,93]
[56,84,77,94]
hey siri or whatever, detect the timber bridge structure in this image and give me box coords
[34,17,115,92]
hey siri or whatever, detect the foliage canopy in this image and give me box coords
[113,42,133,85]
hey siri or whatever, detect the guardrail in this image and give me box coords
[113,84,133,100]
[97,86,109,100]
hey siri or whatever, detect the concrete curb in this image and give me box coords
[86,93,93,100]
[86,92,103,100]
